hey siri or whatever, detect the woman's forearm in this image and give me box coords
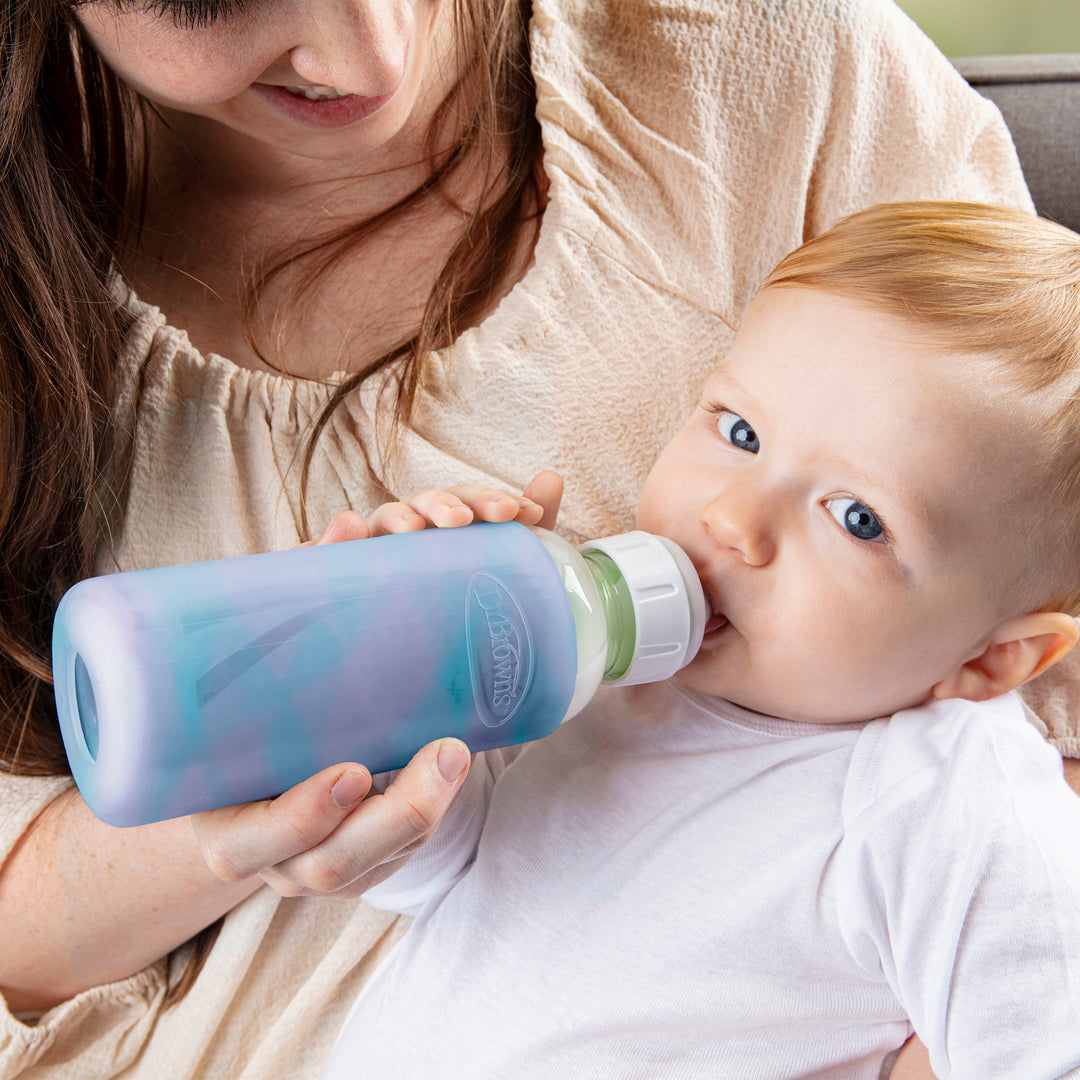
[0,738,471,1013]
[0,786,260,1012]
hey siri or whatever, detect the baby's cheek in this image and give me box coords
[774,613,894,713]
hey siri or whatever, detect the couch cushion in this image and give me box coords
[954,53,1080,233]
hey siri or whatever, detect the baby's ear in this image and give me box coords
[932,612,1079,703]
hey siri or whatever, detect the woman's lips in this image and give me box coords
[250,82,402,129]
[704,611,729,635]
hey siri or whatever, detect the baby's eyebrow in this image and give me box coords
[826,455,939,552]
[703,367,753,406]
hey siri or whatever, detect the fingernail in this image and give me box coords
[437,739,469,783]
[331,769,369,808]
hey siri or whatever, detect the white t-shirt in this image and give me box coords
[324,681,1080,1079]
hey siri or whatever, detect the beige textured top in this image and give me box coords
[1,0,1055,1075]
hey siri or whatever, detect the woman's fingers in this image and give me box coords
[191,762,376,883]
[190,739,471,897]
[260,739,471,897]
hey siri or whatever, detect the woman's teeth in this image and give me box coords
[282,85,348,101]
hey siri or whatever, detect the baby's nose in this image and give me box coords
[702,486,777,567]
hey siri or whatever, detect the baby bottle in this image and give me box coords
[53,522,707,827]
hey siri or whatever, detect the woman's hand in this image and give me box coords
[191,740,471,898]
[192,470,565,899]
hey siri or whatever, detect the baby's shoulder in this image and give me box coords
[843,693,1065,827]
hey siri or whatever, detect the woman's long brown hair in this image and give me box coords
[0,1,137,775]
[1,0,539,1003]
[241,0,544,533]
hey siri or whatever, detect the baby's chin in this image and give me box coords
[672,670,899,726]
[676,637,946,724]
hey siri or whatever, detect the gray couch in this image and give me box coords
[954,53,1080,232]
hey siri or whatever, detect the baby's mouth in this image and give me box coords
[702,590,729,635]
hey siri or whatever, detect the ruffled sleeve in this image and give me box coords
[1,964,168,1079]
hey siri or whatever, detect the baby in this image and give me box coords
[322,202,1080,1079]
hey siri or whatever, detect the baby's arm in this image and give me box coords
[841,709,1080,1079]
[277,473,566,912]
[206,472,564,898]
[888,1039,936,1080]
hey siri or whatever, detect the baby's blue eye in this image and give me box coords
[826,498,885,542]
[716,411,760,454]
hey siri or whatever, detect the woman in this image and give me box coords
[0,0,1053,1074]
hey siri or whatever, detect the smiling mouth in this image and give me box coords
[281,85,349,101]
[252,80,403,128]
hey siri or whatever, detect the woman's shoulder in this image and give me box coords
[531,0,913,79]
[527,0,989,328]
[531,0,977,150]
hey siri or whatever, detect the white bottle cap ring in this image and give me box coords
[578,531,707,687]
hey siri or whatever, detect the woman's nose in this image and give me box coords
[702,484,777,567]
[286,0,411,94]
